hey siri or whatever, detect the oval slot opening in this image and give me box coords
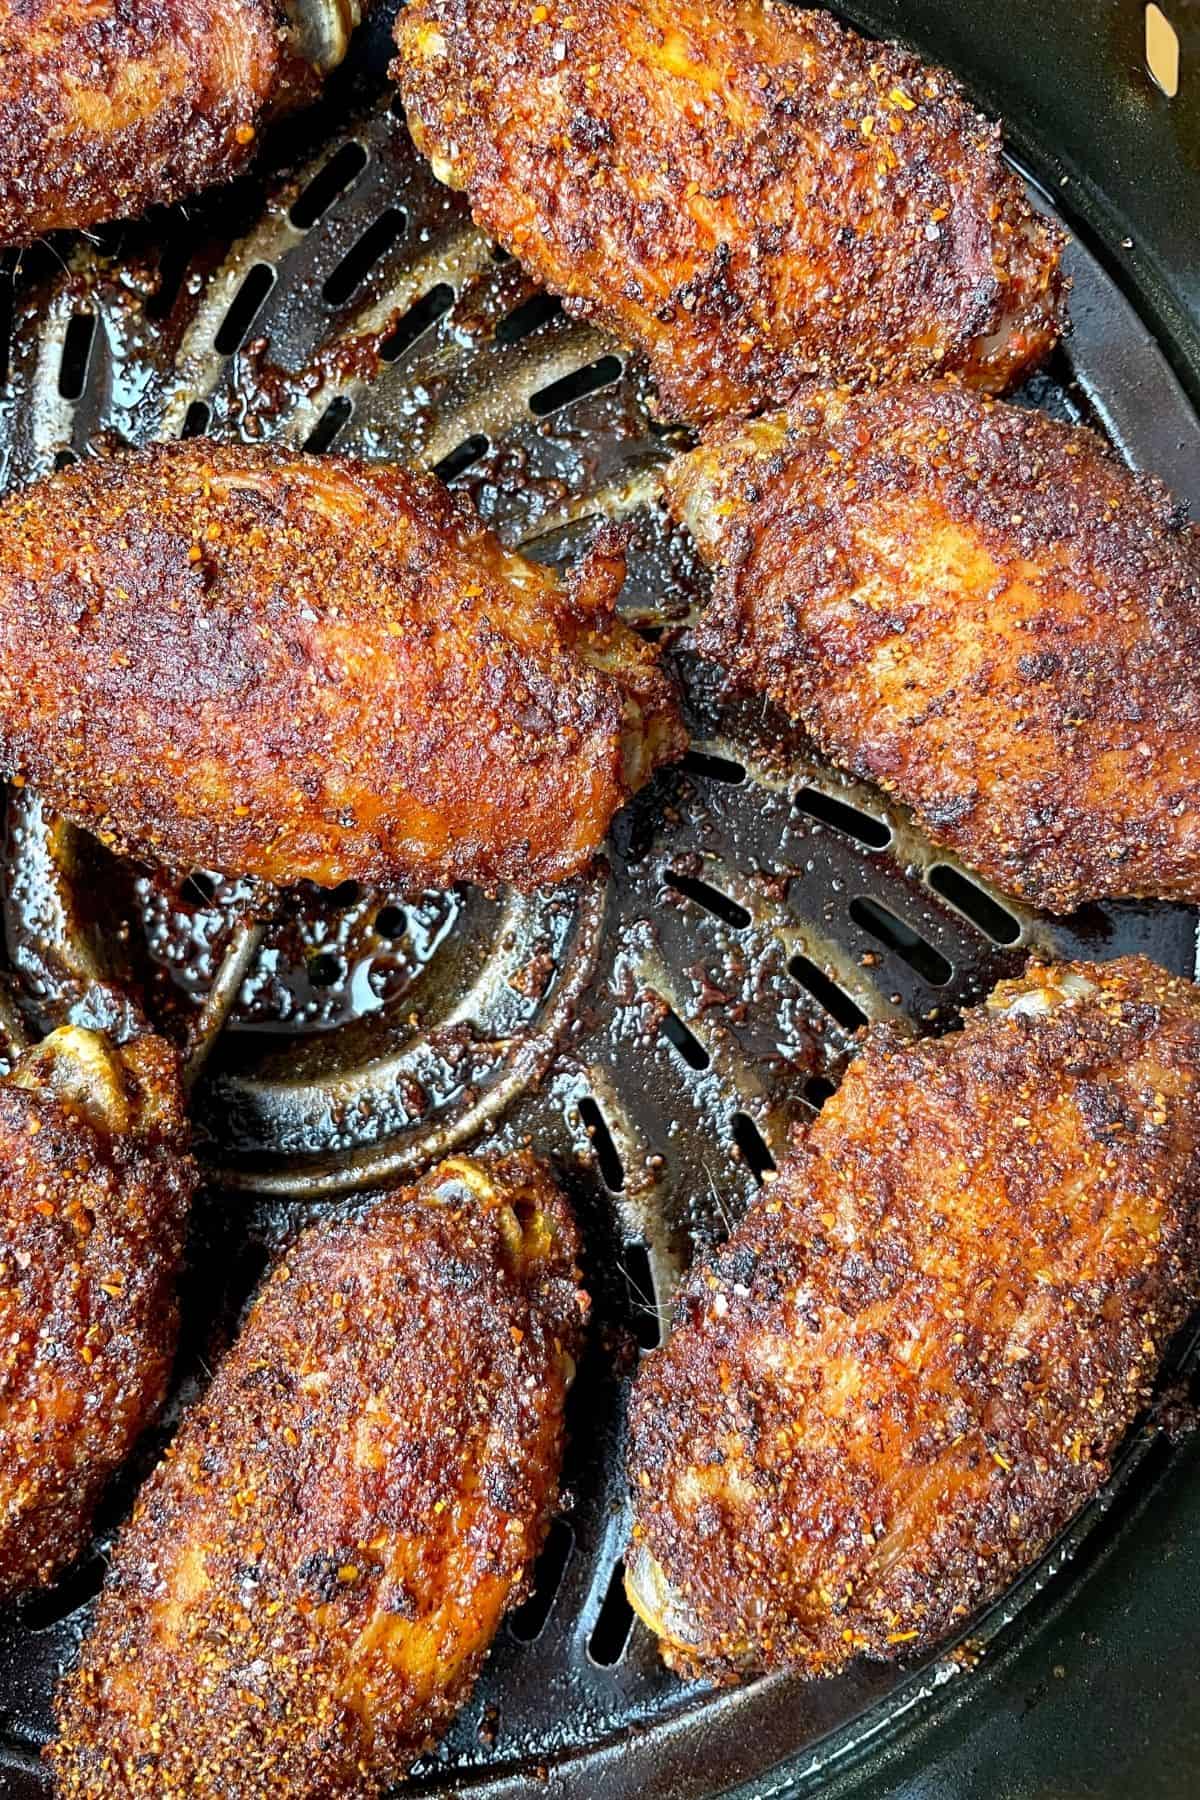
[849,896,952,986]
[588,1559,635,1667]
[529,354,623,418]
[379,282,455,362]
[432,434,489,482]
[509,1518,574,1643]
[303,394,353,453]
[290,140,369,229]
[732,1112,775,1185]
[58,311,97,400]
[787,954,868,1031]
[622,1241,662,1350]
[323,208,407,306]
[660,1008,710,1072]
[214,263,277,355]
[927,864,1021,945]
[681,749,747,785]
[578,1095,625,1190]
[496,292,564,345]
[664,871,751,930]
[180,399,211,440]
[794,785,891,849]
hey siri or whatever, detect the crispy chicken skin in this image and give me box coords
[50,1152,586,1799]
[0,442,684,892]
[0,1025,192,1601]
[667,382,1200,913]
[393,0,1065,422]
[626,956,1200,1680]
[0,0,352,247]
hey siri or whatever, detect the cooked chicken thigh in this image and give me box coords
[0,442,684,892]
[0,1023,192,1601]
[50,1152,586,1799]
[667,381,1200,912]
[627,957,1200,1679]
[0,0,359,246]
[394,0,1065,421]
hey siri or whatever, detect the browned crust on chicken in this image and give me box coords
[627,956,1200,1680]
[0,1026,192,1602]
[0,0,321,246]
[666,381,1200,912]
[0,441,684,892]
[49,1151,587,1799]
[393,0,1065,422]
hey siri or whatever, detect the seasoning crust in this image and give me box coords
[50,1151,587,1798]
[0,1027,192,1601]
[394,0,1065,422]
[667,381,1200,912]
[627,957,1200,1678]
[0,0,317,246]
[0,441,684,891]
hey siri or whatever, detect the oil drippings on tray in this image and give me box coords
[136,868,459,1034]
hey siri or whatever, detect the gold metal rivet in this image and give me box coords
[1145,3,1181,98]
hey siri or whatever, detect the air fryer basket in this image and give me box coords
[0,4,1197,1797]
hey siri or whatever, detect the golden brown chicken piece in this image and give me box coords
[0,442,683,892]
[667,381,1200,913]
[626,956,1200,1681]
[393,0,1065,422]
[0,0,360,247]
[50,1152,586,1799]
[0,1023,192,1601]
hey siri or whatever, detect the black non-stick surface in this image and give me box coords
[0,6,1198,1797]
